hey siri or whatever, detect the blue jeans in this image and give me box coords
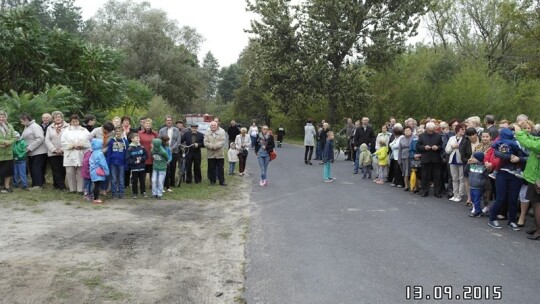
[323,162,332,180]
[229,162,236,174]
[470,188,483,215]
[315,142,322,160]
[110,164,125,197]
[152,170,166,197]
[13,160,28,188]
[83,178,93,195]
[258,155,270,180]
[353,148,361,173]
[489,170,521,222]
[250,136,257,149]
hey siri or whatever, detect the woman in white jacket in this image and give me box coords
[45,111,69,190]
[61,114,90,193]
[235,128,251,176]
[304,119,316,165]
[445,124,466,202]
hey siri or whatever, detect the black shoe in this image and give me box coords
[220,183,227,186]
[517,220,526,227]
[447,194,453,199]
[434,194,442,198]
[527,235,540,240]
[421,192,428,197]
[404,188,409,192]
[308,161,313,165]
[526,229,537,235]
[304,160,308,164]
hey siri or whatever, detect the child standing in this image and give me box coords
[81,149,93,200]
[12,132,28,190]
[228,142,239,175]
[151,138,168,199]
[107,126,129,199]
[373,140,389,184]
[358,143,372,179]
[465,152,488,217]
[322,131,335,183]
[126,133,148,199]
[89,138,110,204]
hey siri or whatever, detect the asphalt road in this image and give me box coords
[244,143,540,304]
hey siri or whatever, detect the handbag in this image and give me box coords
[241,148,249,158]
[270,150,277,161]
[96,167,106,176]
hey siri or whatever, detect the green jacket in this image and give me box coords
[515,131,540,184]
[13,138,27,161]
[151,138,169,171]
[0,123,17,161]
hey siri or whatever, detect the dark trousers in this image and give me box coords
[239,154,247,173]
[125,170,130,187]
[304,146,314,161]
[347,141,354,160]
[48,155,66,190]
[28,153,47,187]
[93,181,102,200]
[186,156,202,183]
[41,155,48,183]
[440,163,449,194]
[392,159,404,187]
[164,152,179,189]
[387,159,395,182]
[131,170,146,195]
[490,170,521,223]
[207,158,224,184]
[420,162,441,195]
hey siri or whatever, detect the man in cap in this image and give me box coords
[180,123,205,184]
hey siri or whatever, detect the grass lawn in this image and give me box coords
[1,149,242,204]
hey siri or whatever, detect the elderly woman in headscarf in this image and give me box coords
[0,110,17,193]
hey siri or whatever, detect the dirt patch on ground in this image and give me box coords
[0,183,250,303]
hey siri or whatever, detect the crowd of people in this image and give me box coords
[304,114,540,241]
[0,110,278,204]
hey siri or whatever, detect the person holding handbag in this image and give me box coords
[255,125,275,186]
[235,127,251,176]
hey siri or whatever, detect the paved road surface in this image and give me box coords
[244,143,540,304]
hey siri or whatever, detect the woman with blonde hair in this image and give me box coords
[45,111,69,190]
[61,114,91,193]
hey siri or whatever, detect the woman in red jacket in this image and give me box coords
[138,118,158,185]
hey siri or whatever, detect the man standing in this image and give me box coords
[416,122,444,197]
[158,115,180,191]
[181,124,205,184]
[353,117,375,174]
[484,115,498,140]
[345,118,355,161]
[227,120,240,147]
[204,121,226,186]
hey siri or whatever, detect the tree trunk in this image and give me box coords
[327,67,341,125]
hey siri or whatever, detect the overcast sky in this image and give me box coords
[75,0,255,67]
[75,0,429,68]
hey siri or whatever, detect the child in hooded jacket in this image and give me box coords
[373,140,389,184]
[107,126,129,199]
[228,142,239,175]
[12,131,28,190]
[322,131,335,182]
[465,151,489,217]
[81,150,93,200]
[151,138,169,199]
[90,138,110,204]
[358,143,372,179]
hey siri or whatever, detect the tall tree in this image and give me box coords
[201,51,220,101]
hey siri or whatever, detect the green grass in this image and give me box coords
[285,136,304,146]
[1,148,244,204]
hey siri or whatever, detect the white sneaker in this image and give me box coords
[482,206,490,214]
[259,180,264,186]
[449,196,456,201]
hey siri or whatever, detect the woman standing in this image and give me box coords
[20,113,48,189]
[515,125,540,240]
[388,124,404,187]
[138,118,158,184]
[398,126,414,191]
[45,111,69,190]
[445,124,466,202]
[0,110,17,193]
[61,114,90,194]
[255,125,275,186]
[235,127,251,176]
[304,119,316,165]
[249,122,258,150]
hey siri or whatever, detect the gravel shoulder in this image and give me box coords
[0,181,250,304]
